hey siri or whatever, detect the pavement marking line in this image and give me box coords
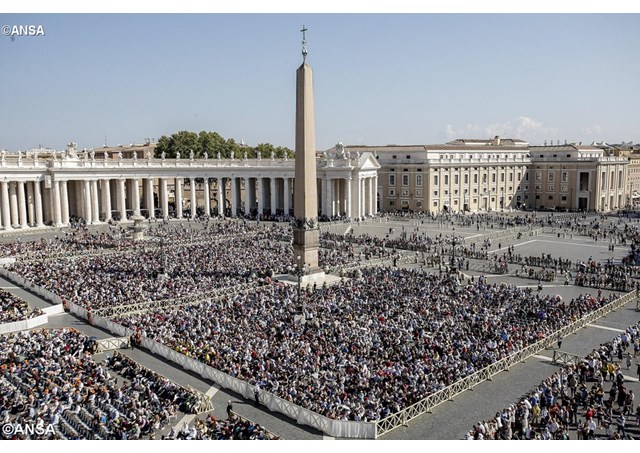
[205,385,219,398]
[173,413,196,431]
[516,284,558,288]
[525,239,610,249]
[532,354,553,362]
[586,323,625,333]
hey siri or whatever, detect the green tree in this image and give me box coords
[153,130,294,159]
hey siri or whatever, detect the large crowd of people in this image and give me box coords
[0,328,274,440]
[468,321,640,440]
[114,267,620,422]
[0,288,42,323]
[0,329,183,439]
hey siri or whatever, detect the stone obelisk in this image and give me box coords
[292,26,322,275]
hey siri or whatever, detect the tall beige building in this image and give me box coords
[326,137,630,214]
[528,144,627,211]
[329,137,530,213]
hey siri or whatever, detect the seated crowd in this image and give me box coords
[0,328,204,440]
[0,288,42,323]
[114,267,619,422]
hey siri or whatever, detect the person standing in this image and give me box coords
[226,400,233,419]
[253,383,260,406]
[557,334,563,350]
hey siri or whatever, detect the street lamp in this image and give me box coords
[290,255,305,318]
[450,227,457,271]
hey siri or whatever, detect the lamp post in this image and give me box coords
[291,255,305,318]
[450,227,457,271]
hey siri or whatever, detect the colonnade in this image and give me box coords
[0,173,379,228]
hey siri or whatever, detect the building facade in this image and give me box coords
[527,144,628,212]
[0,142,379,231]
[326,137,632,214]
[330,137,531,213]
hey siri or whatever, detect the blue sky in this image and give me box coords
[0,13,639,151]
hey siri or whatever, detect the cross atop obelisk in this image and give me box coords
[300,25,308,62]
[292,26,322,275]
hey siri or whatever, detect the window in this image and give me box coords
[501,173,505,183]
[561,171,568,183]
[433,175,439,186]
[402,175,409,186]
[619,170,624,188]
[561,196,567,201]
[548,172,554,182]
[416,201,422,208]
[433,201,438,207]
[482,174,487,184]
[392,155,397,159]
[401,189,409,197]
[415,189,423,197]
[444,175,449,185]
[548,195,554,200]
[509,173,513,182]
[389,174,396,186]
[389,201,395,206]
[406,155,411,159]
[454,174,459,185]
[416,175,423,186]
[433,190,438,196]
[535,171,542,182]
[388,189,396,196]
[474,174,478,184]
[464,174,469,184]
[547,185,554,192]
[492,174,496,183]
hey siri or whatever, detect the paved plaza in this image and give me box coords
[2,212,640,440]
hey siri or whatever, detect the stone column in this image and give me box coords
[346,177,352,219]
[257,177,264,215]
[190,180,197,219]
[17,181,27,228]
[160,178,169,220]
[283,177,290,216]
[216,177,224,218]
[244,177,252,214]
[60,181,69,226]
[175,178,183,219]
[82,180,92,223]
[230,177,238,217]
[91,180,100,222]
[373,175,378,214]
[146,178,155,219]
[102,179,112,222]
[117,179,127,221]
[52,180,62,227]
[131,178,140,216]
[327,178,334,217]
[356,177,363,219]
[321,177,327,216]
[26,182,34,226]
[34,180,44,227]
[369,177,375,215]
[270,177,277,214]
[1,182,11,230]
[9,182,19,228]
[203,178,210,217]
